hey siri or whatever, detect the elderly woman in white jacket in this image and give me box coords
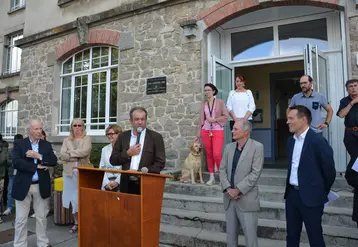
[99,125,123,191]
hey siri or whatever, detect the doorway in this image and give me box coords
[234,61,304,168]
[269,70,303,168]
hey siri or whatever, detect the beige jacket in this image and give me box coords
[219,138,264,212]
[59,136,92,176]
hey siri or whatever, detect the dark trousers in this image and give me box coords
[286,187,325,247]
[344,131,358,159]
[128,180,141,195]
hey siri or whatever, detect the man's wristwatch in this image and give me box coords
[324,121,329,127]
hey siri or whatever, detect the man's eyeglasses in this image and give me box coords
[73,125,82,127]
[106,132,117,136]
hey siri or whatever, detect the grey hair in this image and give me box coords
[26,119,43,132]
[242,120,252,133]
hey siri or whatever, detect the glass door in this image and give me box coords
[212,56,234,144]
[304,44,330,141]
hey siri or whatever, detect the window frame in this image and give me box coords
[0,100,18,139]
[220,11,339,65]
[10,0,25,11]
[59,46,118,136]
[3,32,23,75]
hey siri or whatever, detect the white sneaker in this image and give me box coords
[2,208,11,216]
[206,176,215,186]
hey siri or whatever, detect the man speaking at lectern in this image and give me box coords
[110,107,166,194]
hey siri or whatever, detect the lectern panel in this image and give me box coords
[108,192,141,247]
[79,188,109,246]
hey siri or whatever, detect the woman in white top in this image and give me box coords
[99,125,123,191]
[226,75,256,132]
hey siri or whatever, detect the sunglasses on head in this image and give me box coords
[73,124,82,127]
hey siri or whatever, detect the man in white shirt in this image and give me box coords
[110,107,165,194]
[285,105,336,247]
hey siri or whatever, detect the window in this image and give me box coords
[60,47,118,135]
[231,27,274,61]
[230,18,329,61]
[0,100,18,138]
[279,19,328,55]
[10,0,25,11]
[4,33,23,74]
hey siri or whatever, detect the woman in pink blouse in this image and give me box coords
[194,83,228,185]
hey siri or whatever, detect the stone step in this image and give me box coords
[160,208,358,246]
[160,223,318,247]
[165,181,353,208]
[201,170,352,190]
[164,181,354,208]
[162,193,356,228]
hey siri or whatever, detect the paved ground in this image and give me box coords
[0,214,78,247]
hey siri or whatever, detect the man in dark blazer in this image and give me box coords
[13,120,57,247]
[110,107,165,194]
[285,105,336,247]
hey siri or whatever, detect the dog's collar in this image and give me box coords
[190,151,201,156]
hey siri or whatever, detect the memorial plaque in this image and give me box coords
[146,77,166,95]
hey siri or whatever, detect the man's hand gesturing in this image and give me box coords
[127,144,141,157]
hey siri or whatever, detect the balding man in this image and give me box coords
[287,75,333,134]
[12,120,57,247]
[219,120,264,247]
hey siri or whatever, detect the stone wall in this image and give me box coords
[350,14,358,78]
[102,1,208,169]
[17,0,212,170]
[17,34,70,135]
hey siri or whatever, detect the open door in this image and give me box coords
[303,44,330,141]
[211,56,234,144]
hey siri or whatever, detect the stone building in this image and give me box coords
[0,0,357,171]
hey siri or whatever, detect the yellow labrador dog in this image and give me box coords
[180,142,204,184]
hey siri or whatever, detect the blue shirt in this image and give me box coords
[230,143,245,188]
[289,91,328,133]
[30,139,40,182]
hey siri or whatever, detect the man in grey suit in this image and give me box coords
[220,120,264,247]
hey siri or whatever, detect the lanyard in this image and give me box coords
[207,98,215,118]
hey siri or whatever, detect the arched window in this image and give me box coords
[231,18,328,60]
[0,100,18,138]
[59,46,118,134]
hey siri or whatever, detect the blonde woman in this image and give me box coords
[59,119,92,233]
[99,125,123,191]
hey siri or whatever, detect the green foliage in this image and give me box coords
[90,143,107,168]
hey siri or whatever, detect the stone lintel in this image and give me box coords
[15,0,191,48]
[0,72,20,79]
[57,0,78,7]
[16,21,77,48]
[0,86,20,94]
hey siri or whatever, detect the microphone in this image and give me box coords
[141,167,148,173]
[136,127,143,145]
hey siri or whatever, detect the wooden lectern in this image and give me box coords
[76,167,172,247]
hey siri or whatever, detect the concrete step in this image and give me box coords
[164,181,354,208]
[160,208,358,246]
[162,193,356,228]
[160,223,318,247]
[201,170,352,190]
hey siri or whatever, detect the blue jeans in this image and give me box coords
[7,175,14,209]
